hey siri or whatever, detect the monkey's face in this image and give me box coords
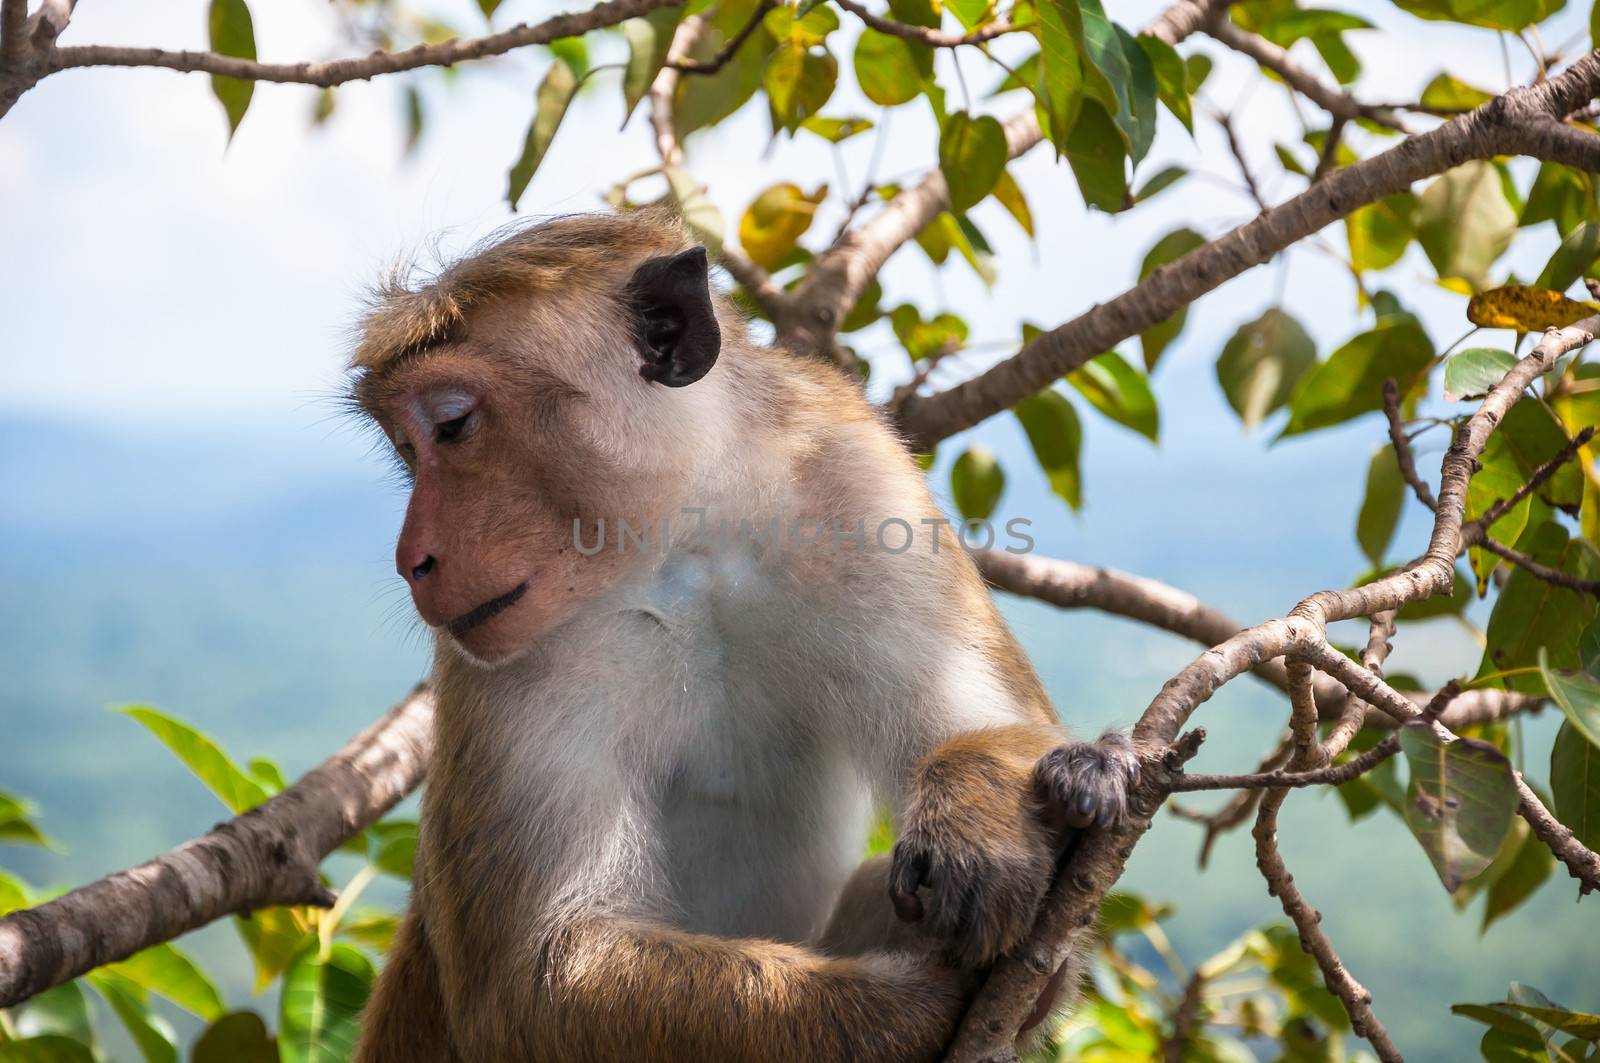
[356,243,724,666]
[363,345,643,666]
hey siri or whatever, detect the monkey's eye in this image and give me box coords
[435,411,474,444]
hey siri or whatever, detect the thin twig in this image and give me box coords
[834,0,1013,47]
[668,0,773,74]
[1469,424,1595,530]
[1384,377,1438,510]
[50,0,677,85]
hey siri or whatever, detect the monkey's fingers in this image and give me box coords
[1032,731,1140,833]
[888,843,931,923]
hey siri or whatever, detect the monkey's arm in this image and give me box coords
[886,721,1138,967]
[523,918,966,1062]
[356,911,460,1063]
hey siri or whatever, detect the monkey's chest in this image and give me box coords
[634,552,873,943]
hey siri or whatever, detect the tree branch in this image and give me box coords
[667,0,772,74]
[948,317,1600,1058]
[1205,15,1407,131]
[0,685,434,1008]
[972,549,1538,731]
[893,54,1600,450]
[833,0,1013,48]
[49,0,679,85]
[646,15,789,320]
[1384,377,1439,510]
[1468,424,1595,531]
[775,0,1233,356]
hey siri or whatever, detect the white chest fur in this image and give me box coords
[461,544,876,945]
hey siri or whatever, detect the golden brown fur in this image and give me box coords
[350,209,1135,1061]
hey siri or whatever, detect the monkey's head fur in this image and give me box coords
[349,209,741,666]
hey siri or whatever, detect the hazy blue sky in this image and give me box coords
[1,0,1596,1057]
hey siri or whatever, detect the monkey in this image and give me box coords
[347,209,1139,1062]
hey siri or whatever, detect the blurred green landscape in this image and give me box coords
[1,345,1593,1060]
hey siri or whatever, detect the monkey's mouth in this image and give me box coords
[445,581,530,638]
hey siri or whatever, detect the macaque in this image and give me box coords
[349,209,1137,1062]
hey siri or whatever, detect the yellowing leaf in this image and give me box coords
[738,183,826,269]
[1466,285,1600,331]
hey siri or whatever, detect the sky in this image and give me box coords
[0,0,1597,1055]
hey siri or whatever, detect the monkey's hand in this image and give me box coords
[1031,730,1140,833]
[888,727,1138,968]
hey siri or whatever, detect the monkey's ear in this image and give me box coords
[626,246,722,387]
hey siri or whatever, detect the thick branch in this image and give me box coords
[49,0,678,85]
[894,55,1600,450]
[0,685,434,1008]
[972,549,1538,730]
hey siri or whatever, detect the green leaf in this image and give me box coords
[1345,193,1416,273]
[945,0,991,29]
[765,43,836,133]
[800,114,873,142]
[194,1012,278,1063]
[1550,718,1600,852]
[105,942,224,1021]
[1581,617,1600,675]
[1282,317,1432,436]
[1465,432,1534,592]
[1506,1000,1600,1041]
[1499,398,1583,510]
[1542,646,1600,749]
[1184,52,1212,92]
[279,943,375,1063]
[1442,347,1517,401]
[1480,819,1554,929]
[1391,0,1563,32]
[121,706,268,813]
[739,183,826,269]
[889,303,967,359]
[0,1037,96,1063]
[852,28,930,105]
[0,790,53,849]
[1137,227,1205,370]
[1356,445,1406,565]
[991,170,1034,236]
[207,0,256,137]
[1067,351,1158,441]
[1065,98,1128,212]
[478,0,503,18]
[86,971,179,1063]
[1033,0,1085,152]
[1076,0,1156,163]
[1420,72,1494,111]
[248,756,286,793]
[1477,523,1600,691]
[674,4,776,134]
[1216,308,1317,428]
[622,7,685,123]
[1523,162,1600,235]
[370,819,420,879]
[665,165,725,253]
[1136,32,1190,131]
[1537,220,1600,293]
[1014,388,1084,511]
[950,446,1005,520]
[0,868,29,916]
[14,982,94,1044]
[939,112,1007,214]
[1415,161,1518,290]
[507,58,579,210]
[1132,164,1186,204]
[236,908,313,992]
[1400,722,1519,891]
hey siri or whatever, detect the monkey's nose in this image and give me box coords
[399,549,437,582]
